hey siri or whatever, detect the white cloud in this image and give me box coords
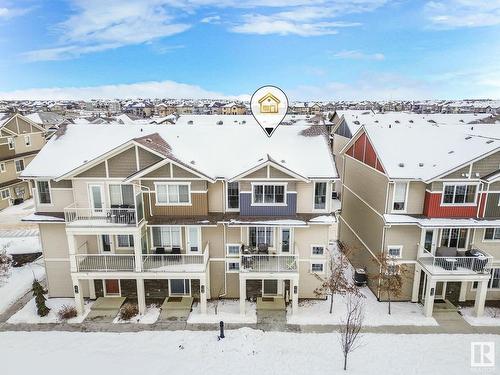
[0,80,250,101]
[22,43,122,61]
[201,15,221,24]
[425,0,500,28]
[0,6,33,19]
[330,50,385,60]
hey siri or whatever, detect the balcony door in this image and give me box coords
[89,184,105,215]
[280,228,291,253]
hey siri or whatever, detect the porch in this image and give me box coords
[64,203,140,227]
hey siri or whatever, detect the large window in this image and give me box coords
[249,227,274,247]
[7,137,14,150]
[440,228,468,249]
[117,235,134,248]
[314,182,327,210]
[156,183,190,205]
[152,226,181,248]
[109,184,134,207]
[393,182,408,211]
[252,184,285,205]
[484,228,500,241]
[227,182,239,210]
[0,189,10,200]
[387,246,402,258]
[15,159,24,173]
[442,184,477,205]
[36,180,51,204]
[169,279,190,295]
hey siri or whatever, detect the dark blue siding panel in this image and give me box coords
[240,193,296,216]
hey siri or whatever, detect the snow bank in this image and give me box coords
[188,300,257,324]
[0,236,41,255]
[460,306,500,326]
[7,298,92,324]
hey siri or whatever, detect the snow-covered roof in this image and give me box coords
[21,123,337,181]
[385,214,500,228]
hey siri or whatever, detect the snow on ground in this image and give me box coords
[7,298,92,324]
[0,199,36,229]
[460,306,500,326]
[0,235,41,255]
[113,305,161,324]
[0,258,45,314]
[188,299,257,324]
[1,329,498,375]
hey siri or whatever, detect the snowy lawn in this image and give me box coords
[0,235,41,255]
[187,299,256,324]
[0,199,36,228]
[7,297,93,324]
[460,306,500,326]
[288,289,437,326]
[0,329,498,375]
[0,258,45,314]
[113,305,161,324]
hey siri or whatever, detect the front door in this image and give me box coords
[280,228,291,253]
[89,184,105,215]
[101,235,111,253]
[104,279,120,296]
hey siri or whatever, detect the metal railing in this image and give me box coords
[240,254,298,272]
[142,241,210,272]
[419,250,493,274]
[75,254,135,272]
[64,203,136,226]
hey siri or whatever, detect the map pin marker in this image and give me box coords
[250,85,289,137]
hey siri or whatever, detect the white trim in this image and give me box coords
[0,188,10,200]
[36,180,52,206]
[226,243,241,257]
[310,244,325,257]
[226,181,240,212]
[24,134,31,147]
[440,182,479,206]
[312,181,328,212]
[387,245,403,259]
[154,182,192,206]
[103,279,121,297]
[310,261,326,274]
[14,158,25,173]
[391,181,409,213]
[226,259,240,273]
[168,279,191,296]
[250,182,287,206]
[7,137,14,150]
[0,162,5,173]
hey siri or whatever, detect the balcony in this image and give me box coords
[76,254,135,272]
[418,248,493,276]
[64,204,137,227]
[240,254,298,273]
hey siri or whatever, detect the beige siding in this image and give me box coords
[294,225,330,258]
[145,192,208,217]
[202,225,224,258]
[144,164,170,178]
[243,167,267,179]
[298,262,323,298]
[208,181,224,212]
[442,165,470,179]
[384,225,421,260]
[138,147,162,169]
[76,162,106,178]
[45,260,75,298]
[107,147,137,178]
[296,182,314,213]
[39,223,69,258]
[471,228,500,259]
[172,164,199,178]
[472,151,500,177]
[387,181,426,215]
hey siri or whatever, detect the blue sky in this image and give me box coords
[0,0,499,100]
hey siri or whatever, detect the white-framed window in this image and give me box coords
[484,228,500,241]
[313,181,327,210]
[36,180,51,204]
[227,181,239,210]
[440,228,468,249]
[226,260,240,273]
[387,245,402,258]
[310,262,325,273]
[251,183,286,205]
[151,226,181,248]
[226,243,241,257]
[116,235,134,248]
[0,188,10,200]
[249,227,274,247]
[392,182,408,211]
[109,184,134,207]
[473,268,500,290]
[386,263,400,275]
[7,137,14,150]
[442,184,477,205]
[155,183,190,205]
[169,279,190,296]
[15,159,24,173]
[0,163,5,173]
[311,245,325,256]
[24,135,31,147]
[187,226,200,252]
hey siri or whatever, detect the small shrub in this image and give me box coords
[119,303,139,321]
[0,247,12,283]
[486,307,500,319]
[58,305,77,321]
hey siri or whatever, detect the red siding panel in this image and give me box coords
[364,138,377,169]
[423,191,478,218]
[353,133,366,162]
[478,192,487,218]
[347,145,354,157]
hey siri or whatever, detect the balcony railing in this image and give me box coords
[64,203,137,226]
[240,254,298,273]
[75,254,135,272]
[418,250,493,275]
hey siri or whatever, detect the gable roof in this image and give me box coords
[258,93,280,104]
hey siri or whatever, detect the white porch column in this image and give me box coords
[136,278,146,315]
[291,278,299,315]
[88,279,96,300]
[411,265,421,302]
[459,281,468,302]
[441,282,447,300]
[200,277,207,314]
[423,278,436,317]
[133,232,142,272]
[206,263,211,300]
[71,277,85,315]
[239,277,246,315]
[473,280,488,317]
[67,233,77,272]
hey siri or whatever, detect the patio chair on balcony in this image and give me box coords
[172,247,181,262]
[109,204,120,223]
[465,249,489,272]
[435,247,459,271]
[155,247,166,255]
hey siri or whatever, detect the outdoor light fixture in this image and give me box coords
[430,288,435,297]
[294,286,298,294]
[74,285,79,294]
[201,285,205,294]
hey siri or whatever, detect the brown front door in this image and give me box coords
[105,279,120,296]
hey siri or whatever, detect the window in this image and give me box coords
[424,230,433,252]
[227,182,239,210]
[36,181,51,204]
[152,226,181,248]
[252,184,285,205]
[440,228,468,249]
[156,183,190,205]
[311,262,325,273]
[109,184,134,206]
[0,189,10,200]
[24,135,31,147]
[386,264,400,275]
[226,244,241,257]
[474,268,500,290]
[484,228,500,241]
[7,137,14,150]
[263,280,278,295]
[187,227,200,252]
[169,279,190,295]
[117,235,134,248]
[15,159,24,173]
[393,182,408,211]
[387,246,402,258]
[0,163,5,173]
[249,227,274,247]
[311,245,325,256]
[442,184,477,204]
[314,182,327,210]
[226,260,240,273]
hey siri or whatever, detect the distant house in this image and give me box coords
[258,93,280,114]
[221,102,247,115]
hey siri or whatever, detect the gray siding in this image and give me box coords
[240,192,296,216]
[484,193,500,218]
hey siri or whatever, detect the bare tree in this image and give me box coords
[339,296,364,371]
[372,252,411,315]
[314,245,363,314]
[0,245,12,285]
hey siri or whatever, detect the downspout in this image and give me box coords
[130,181,153,217]
[218,222,228,298]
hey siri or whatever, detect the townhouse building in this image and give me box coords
[0,113,46,210]
[338,121,500,317]
[21,123,337,316]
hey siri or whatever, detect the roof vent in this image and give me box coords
[398,163,405,168]
[146,138,152,143]
[353,120,360,125]
[448,150,454,154]
[465,136,472,140]
[190,160,196,165]
[418,163,424,167]
[409,120,414,123]
[389,124,392,128]
[188,120,193,125]
[395,120,400,124]
[374,120,379,123]
[487,140,494,144]
[459,119,464,123]
[217,121,223,125]
[281,159,286,163]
